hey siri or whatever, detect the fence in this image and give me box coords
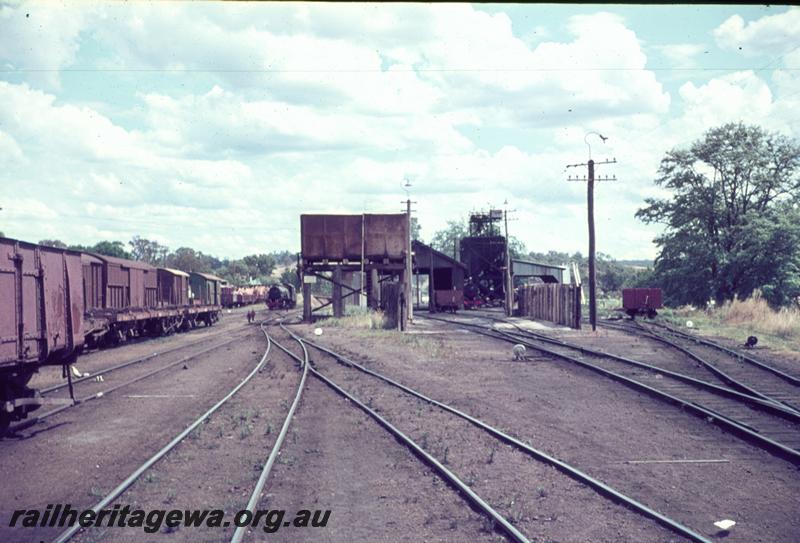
[517,284,582,329]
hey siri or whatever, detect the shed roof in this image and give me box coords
[412,240,467,270]
[190,271,226,282]
[89,253,156,271]
[159,267,190,278]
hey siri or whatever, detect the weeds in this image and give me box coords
[659,290,800,351]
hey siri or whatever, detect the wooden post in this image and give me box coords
[302,274,312,323]
[428,249,435,313]
[367,268,379,309]
[588,159,597,331]
[332,266,343,317]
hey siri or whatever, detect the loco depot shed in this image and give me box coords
[511,259,566,284]
[411,240,466,311]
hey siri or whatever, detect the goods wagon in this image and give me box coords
[434,289,463,313]
[622,288,663,319]
[84,256,221,347]
[189,272,224,306]
[0,237,84,433]
[1,238,224,433]
[158,268,190,307]
[221,285,235,308]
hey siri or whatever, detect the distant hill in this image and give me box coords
[618,259,654,269]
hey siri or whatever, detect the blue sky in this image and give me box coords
[1,3,799,260]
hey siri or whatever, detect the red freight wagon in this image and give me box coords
[158,268,190,307]
[434,289,463,313]
[0,237,84,432]
[622,288,663,319]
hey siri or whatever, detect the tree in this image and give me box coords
[410,217,422,241]
[507,236,527,259]
[242,254,275,276]
[39,239,68,248]
[430,219,468,259]
[280,266,301,289]
[92,240,131,259]
[637,123,800,307]
[129,236,169,266]
[165,247,207,272]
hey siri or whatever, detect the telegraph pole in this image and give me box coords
[402,179,416,325]
[503,203,516,317]
[566,133,616,332]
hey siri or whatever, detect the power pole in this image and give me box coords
[401,179,416,326]
[566,132,616,331]
[503,205,516,317]
[406,196,413,323]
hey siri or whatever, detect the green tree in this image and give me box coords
[269,250,296,267]
[280,266,301,289]
[242,254,276,276]
[166,247,204,272]
[92,240,131,259]
[637,123,800,307]
[39,239,68,248]
[129,236,169,266]
[410,217,422,241]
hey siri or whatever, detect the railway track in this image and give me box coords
[628,320,800,411]
[51,318,303,543]
[267,324,710,543]
[7,327,253,435]
[423,313,800,465]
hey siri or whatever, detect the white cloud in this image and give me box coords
[655,44,707,69]
[3,4,797,262]
[0,2,92,89]
[714,8,800,57]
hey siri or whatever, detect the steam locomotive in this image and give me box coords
[267,283,297,310]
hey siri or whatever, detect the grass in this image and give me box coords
[658,292,800,352]
[316,307,445,357]
[320,306,387,330]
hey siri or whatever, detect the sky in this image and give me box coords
[1,3,799,261]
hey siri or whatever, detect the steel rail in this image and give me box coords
[625,321,800,414]
[9,333,246,434]
[645,321,800,386]
[42,324,248,394]
[501,326,800,422]
[598,319,800,415]
[229,321,308,543]
[51,321,275,543]
[271,332,531,543]
[424,315,800,466]
[475,316,800,423]
[301,338,712,543]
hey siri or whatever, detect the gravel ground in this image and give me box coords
[294,315,800,543]
[3,309,797,543]
[261,326,505,543]
[0,317,267,543]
